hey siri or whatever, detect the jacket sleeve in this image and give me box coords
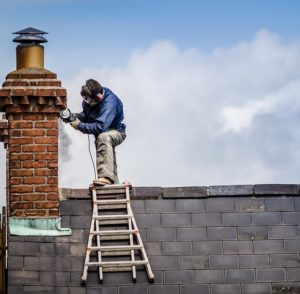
[78,99,117,135]
[76,111,86,122]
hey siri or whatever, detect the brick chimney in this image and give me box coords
[0,28,67,218]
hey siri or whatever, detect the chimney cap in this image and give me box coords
[12,27,48,44]
[13,27,48,35]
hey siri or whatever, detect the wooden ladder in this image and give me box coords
[81,182,155,284]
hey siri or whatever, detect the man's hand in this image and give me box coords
[70,118,80,130]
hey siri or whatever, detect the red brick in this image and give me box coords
[10,114,22,120]
[49,169,57,176]
[35,89,56,96]
[0,88,10,96]
[10,88,28,96]
[9,145,21,152]
[48,210,59,217]
[22,145,45,152]
[23,161,46,168]
[55,89,67,96]
[10,153,34,161]
[5,81,28,87]
[11,210,25,217]
[23,194,46,201]
[34,121,57,129]
[46,113,58,120]
[35,201,59,209]
[35,186,57,193]
[22,114,45,120]
[47,146,58,152]
[24,210,47,217]
[38,105,61,113]
[11,202,34,209]
[10,137,33,144]
[9,161,21,169]
[23,177,46,184]
[10,169,33,177]
[10,185,34,193]
[35,153,58,161]
[10,177,22,185]
[47,162,58,168]
[34,137,57,144]
[47,193,58,201]
[10,121,32,128]
[35,169,50,176]
[10,130,21,137]
[47,177,58,185]
[34,168,57,177]
[46,129,58,136]
[10,195,22,202]
[0,120,8,128]
[23,129,45,137]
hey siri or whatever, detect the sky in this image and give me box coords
[1,0,300,192]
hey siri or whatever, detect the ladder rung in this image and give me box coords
[102,251,131,256]
[90,229,138,235]
[96,189,126,195]
[102,266,132,272]
[101,235,130,241]
[96,204,127,210]
[94,199,129,204]
[94,183,130,189]
[99,220,129,225]
[88,245,143,251]
[93,214,132,220]
[86,260,148,267]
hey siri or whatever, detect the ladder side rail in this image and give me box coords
[93,187,104,282]
[126,185,136,282]
[128,203,155,282]
[81,217,95,283]
[96,219,104,282]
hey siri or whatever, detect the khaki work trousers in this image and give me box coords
[95,130,126,184]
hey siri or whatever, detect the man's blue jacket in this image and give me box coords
[77,87,126,137]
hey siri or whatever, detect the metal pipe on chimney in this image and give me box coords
[16,45,44,69]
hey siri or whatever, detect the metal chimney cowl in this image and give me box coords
[13,27,48,70]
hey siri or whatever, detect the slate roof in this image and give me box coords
[7,184,300,294]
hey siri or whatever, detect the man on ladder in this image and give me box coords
[69,79,126,185]
[67,80,154,283]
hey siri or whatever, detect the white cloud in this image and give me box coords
[59,30,300,188]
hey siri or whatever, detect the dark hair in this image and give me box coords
[84,79,103,98]
[80,85,92,97]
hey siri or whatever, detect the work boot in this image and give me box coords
[94,177,113,186]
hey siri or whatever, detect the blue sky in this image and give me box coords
[1,0,300,189]
[1,0,300,77]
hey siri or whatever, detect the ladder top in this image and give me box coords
[93,182,132,189]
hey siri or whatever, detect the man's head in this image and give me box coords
[81,79,104,106]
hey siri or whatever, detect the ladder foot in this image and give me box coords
[80,279,86,286]
[149,277,155,283]
[132,277,137,283]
